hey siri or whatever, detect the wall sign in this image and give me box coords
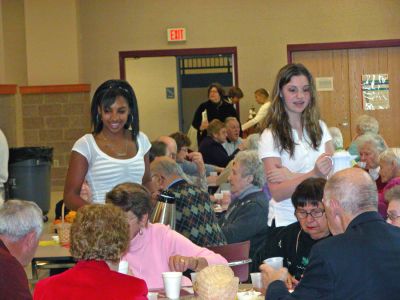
[361,74,389,110]
[167,28,186,42]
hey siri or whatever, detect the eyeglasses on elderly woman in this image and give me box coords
[295,208,325,219]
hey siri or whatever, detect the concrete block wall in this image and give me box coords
[0,84,91,192]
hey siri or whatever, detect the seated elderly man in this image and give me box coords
[262,178,330,285]
[0,200,43,299]
[356,133,388,192]
[219,150,269,263]
[385,185,400,227]
[157,136,208,191]
[34,204,148,299]
[170,131,223,176]
[261,168,400,299]
[377,149,400,217]
[223,117,243,156]
[150,156,226,247]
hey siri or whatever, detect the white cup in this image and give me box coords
[250,272,263,289]
[190,272,197,285]
[214,193,223,200]
[162,272,182,299]
[118,260,129,274]
[263,257,283,270]
[147,292,158,300]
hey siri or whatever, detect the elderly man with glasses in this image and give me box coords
[260,178,330,287]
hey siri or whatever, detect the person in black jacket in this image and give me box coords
[192,83,240,145]
[261,168,400,300]
[219,150,270,263]
[199,119,238,168]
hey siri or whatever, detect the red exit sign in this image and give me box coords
[167,28,186,42]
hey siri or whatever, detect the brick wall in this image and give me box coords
[20,86,91,191]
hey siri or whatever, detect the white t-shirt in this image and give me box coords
[72,131,151,203]
[258,120,331,227]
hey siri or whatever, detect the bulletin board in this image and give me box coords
[361,74,389,110]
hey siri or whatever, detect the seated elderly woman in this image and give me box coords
[385,185,400,227]
[262,178,330,286]
[34,204,148,299]
[377,149,400,217]
[218,150,269,263]
[356,133,388,192]
[199,119,237,168]
[106,182,227,289]
[348,114,379,161]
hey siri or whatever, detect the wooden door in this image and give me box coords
[293,46,400,148]
[292,50,351,147]
[348,47,400,147]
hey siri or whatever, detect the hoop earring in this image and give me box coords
[96,114,102,124]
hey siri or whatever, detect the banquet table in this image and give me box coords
[31,233,75,280]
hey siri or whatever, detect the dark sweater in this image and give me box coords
[219,190,269,262]
[0,239,32,300]
[263,222,331,280]
[199,136,237,168]
[192,99,240,145]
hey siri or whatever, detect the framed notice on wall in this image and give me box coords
[361,74,389,110]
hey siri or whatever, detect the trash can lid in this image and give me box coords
[9,147,53,163]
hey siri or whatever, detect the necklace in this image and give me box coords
[100,132,129,157]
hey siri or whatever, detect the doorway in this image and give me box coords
[288,39,400,147]
[119,47,238,140]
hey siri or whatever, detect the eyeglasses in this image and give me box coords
[387,213,400,222]
[295,209,325,219]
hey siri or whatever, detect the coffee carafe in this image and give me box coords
[150,190,176,230]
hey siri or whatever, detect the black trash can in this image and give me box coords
[7,147,53,215]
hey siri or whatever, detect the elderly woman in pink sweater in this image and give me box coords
[106,182,227,289]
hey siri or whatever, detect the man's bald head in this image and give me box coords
[324,168,377,216]
[157,136,177,160]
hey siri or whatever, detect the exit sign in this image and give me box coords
[167,28,186,42]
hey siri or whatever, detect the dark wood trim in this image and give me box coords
[19,84,91,94]
[287,39,400,63]
[119,47,238,83]
[0,84,17,95]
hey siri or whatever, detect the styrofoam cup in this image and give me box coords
[250,272,263,289]
[263,257,283,270]
[162,272,182,299]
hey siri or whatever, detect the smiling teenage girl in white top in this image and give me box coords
[258,64,334,227]
[64,80,154,210]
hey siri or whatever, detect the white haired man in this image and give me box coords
[223,117,243,156]
[261,168,400,299]
[150,156,226,247]
[0,200,43,299]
